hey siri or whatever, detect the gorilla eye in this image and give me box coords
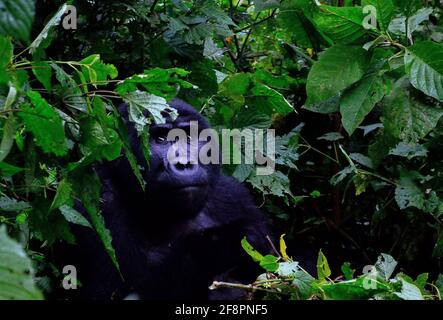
[155,135,168,144]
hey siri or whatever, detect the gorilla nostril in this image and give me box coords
[173,161,195,172]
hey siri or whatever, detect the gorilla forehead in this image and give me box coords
[167,98,210,129]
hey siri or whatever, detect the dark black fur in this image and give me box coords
[58,99,272,300]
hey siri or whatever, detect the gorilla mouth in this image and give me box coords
[174,184,206,191]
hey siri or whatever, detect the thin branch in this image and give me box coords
[234,9,277,34]
[209,281,284,294]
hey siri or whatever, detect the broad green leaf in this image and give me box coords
[32,61,52,91]
[0,86,17,162]
[317,249,331,281]
[59,205,92,229]
[349,153,374,169]
[0,114,16,163]
[405,41,443,101]
[241,237,264,262]
[0,0,35,43]
[389,142,428,159]
[0,162,24,177]
[0,196,31,212]
[381,84,443,142]
[292,270,316,299]
[362,0,394,31]
[260,255,279,272]
[375,253,397,280]
[340,74,385,135]
[321,277,390,299]
[18,91,68,156]
[277,261,299,277]
[250,82,295,116]
[389,8,433,39]
[79,54,118,87]
[278,0,319,48]
[313,5,368,44]
[29,3,67,54]
[394,278,424,300]
[305,44,370,108]
[49,179,73,211]
[0,36,12,84]
[0,225,43,300]
[80,118,122,161]
[50,63,87,112]
[254,0,280,12]
[248,171,292,198]
[395,174,425,210]
[219,73,251,96]
[123,91,178,131]
[116,68,193,100]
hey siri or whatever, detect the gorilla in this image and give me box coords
[59,99,273,300]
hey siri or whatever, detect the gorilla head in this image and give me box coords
[117,99,220,221]
[144,99,220,217]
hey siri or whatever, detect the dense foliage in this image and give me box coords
[0,0,442,299]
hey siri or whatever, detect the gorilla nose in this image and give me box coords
[171,161,198,176]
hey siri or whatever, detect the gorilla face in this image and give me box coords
[142,100,220,218]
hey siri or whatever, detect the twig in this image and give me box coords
[209,281,283,294]
[234,9,277,34]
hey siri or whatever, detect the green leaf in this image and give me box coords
[305,45,370,109]
[248,171,292,198]
[375,253,397,280]
[0,225,43,300]
[389,142,428,159]
[49,179,73,211]
[18,91,68,156]
[0,0,35,43]
[79,54,118,87]
[341,262,355,280]
[313,5,368,44]
[277,261,299,277]
[260,255,279,272]
[405,41,443,101]
[321,277,390,299]
[0,114,16,163]
[80,118,122,162]
[395,173,425,210]
[381,81,443,142]
[0,196,31,212]
[254,0,280,12]
[32,61,52,91]
[59,205,92,229]
[249,82,295,116]
[317,249,331,281]
[29,3,67,54]
[340,74,385,135]
[292,270,316,299]
[394,277,424,300]
[389,8,433,39]
[362,0,394,31]
[241,237,264,262]
[70,169,120,274]
[0,36,12,84]
[0,162,24,177]
[116,68,193,100]
[123,91,178,131]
